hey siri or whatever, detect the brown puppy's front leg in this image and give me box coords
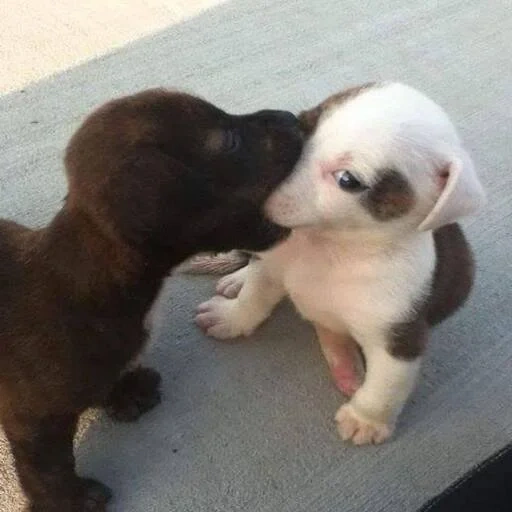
[3,413,111,511]
[104,366,162,423]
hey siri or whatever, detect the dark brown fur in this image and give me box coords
[0,89,303,511]
[181,85,381,277]
[388,223,475,360]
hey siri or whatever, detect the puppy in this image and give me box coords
[195,83,486,445]
[0,88,302,511]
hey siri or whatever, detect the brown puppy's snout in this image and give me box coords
[217,108,301,252]
[234,108,302,190]
[253,109,303,164]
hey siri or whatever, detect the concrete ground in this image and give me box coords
[0,0,227,94]
[1,1,511,511]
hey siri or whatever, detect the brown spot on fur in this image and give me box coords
[388,316,428,360]
[299,82,378,135]
[387,223,475,360]
[362,169,415,221]
[427,223,475,325]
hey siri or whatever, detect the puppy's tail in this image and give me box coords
[177,250,251,275]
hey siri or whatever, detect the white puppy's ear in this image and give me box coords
[418,153,486,231]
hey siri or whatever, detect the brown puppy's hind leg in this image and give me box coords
[104,366,162,423]
[2,412,111,512]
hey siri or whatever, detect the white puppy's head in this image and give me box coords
[265,83,485,234]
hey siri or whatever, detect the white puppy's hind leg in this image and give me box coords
[196,260,284,340]
[314,324,365,397]
[336,336,422,445]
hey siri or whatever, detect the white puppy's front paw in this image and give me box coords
[195,296,251,340]
[335,403,393,445]
[216,267,247,299]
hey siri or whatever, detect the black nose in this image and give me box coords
[255,109,298,127]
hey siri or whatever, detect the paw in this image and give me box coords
[335,403,393,445]
[28,478,112,512]
[105,367,161,422]
[216,268,246,298]
[195,296,250,339]
[81,478,112,512]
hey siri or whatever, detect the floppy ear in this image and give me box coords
[418,152,486,231]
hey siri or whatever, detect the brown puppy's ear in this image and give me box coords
[418,152,486,232]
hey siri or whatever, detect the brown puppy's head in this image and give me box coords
[64,89,302,259]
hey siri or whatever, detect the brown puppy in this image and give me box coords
[0,88,302,511]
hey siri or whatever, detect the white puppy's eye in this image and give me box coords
[333,170,367,192]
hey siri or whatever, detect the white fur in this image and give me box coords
[264,82,485,232]
[196,83,485,444]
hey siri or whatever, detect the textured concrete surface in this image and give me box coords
[0,0,227,93]
[1,0,511,510]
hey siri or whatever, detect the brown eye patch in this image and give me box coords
[361,169,415,221]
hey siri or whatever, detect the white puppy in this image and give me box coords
[195,83,486,445]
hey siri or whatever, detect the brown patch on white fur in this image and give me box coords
[427,223,475,325]
[388,223,475,360]
[362,169,416,221]
[388,315,428,360]
[299,82,378,135]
